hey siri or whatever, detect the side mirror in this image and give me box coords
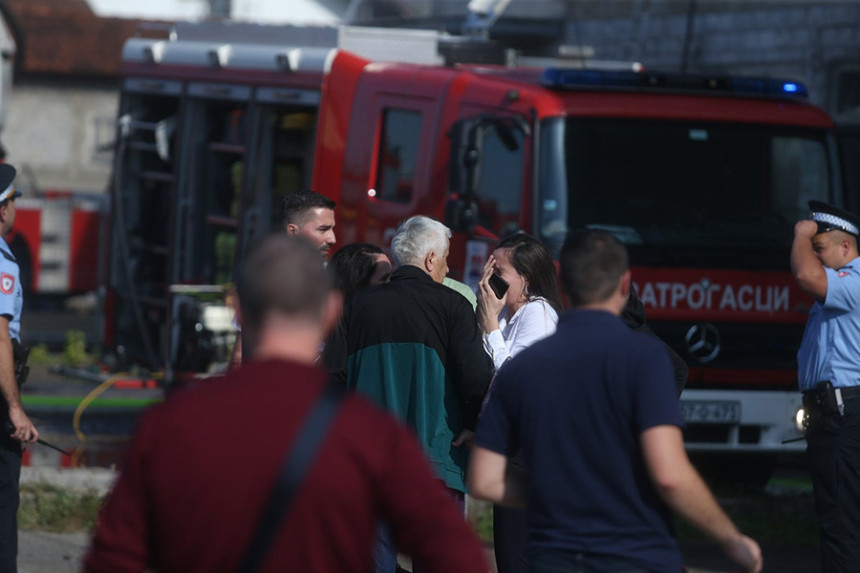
[447,113,530,234]
[448,114,530,195]
[444,196,478,233]
[493,116,530,151]
[448,118,483,201]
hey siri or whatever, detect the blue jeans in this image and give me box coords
[373,521,399,573]
[373,488,465,573]
[528,548,651,573]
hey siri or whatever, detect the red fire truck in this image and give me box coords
[11,192,106,297]
[107,21,841,479]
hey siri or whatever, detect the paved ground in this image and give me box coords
[19,531,89,573]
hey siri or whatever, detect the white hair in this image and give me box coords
[391,216,451,267]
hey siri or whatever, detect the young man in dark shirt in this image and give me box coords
[470,229,761,573]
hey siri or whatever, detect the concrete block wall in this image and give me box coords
[564,2,860,113]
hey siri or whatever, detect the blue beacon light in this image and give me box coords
[783,82,798,93]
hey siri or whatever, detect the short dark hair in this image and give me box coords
[560,229,629,307]
[278,189,336,229]
[329,242,386,302]
[236,235,333,350]
[495,233,563,314]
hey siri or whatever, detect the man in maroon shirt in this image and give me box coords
[84,236,487,573]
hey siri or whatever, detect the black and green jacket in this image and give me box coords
[326,265,493,492]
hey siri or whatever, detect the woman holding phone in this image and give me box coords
[477,233,563,372]
[476,233,563,573]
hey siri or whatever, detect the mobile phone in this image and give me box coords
[488,273,509,299]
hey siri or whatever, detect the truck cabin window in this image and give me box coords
[538,119,833,269]
[472,123,526,238]
[376,109,422,204]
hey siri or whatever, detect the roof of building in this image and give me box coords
[0,0,148,77]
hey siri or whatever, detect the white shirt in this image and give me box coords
[482,297,559,372]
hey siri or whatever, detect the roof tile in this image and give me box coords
[3,0,151,77]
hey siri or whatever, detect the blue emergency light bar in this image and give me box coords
[541,68,808,99]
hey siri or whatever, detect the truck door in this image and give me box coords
[340,94,437,248]
[446,109,532,288]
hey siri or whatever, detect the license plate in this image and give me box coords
[680,400,741,424]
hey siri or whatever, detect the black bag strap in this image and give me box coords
[238,382,346,573]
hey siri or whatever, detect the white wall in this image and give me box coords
[86,0,208,20]
[4,85,117,193]
[85,0,343,24]
[232,0,340,25]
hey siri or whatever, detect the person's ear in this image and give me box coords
[285,223,300,237]
[619,270,632,299]
[424,251,436,275]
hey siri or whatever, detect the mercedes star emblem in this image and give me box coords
[685,323,721,363]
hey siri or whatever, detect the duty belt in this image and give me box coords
[803,381,860,417]
[835,386,860,399]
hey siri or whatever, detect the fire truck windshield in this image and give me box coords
[537,118,834,269]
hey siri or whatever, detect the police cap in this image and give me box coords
[0,164,19,203]
[809,200,860,237]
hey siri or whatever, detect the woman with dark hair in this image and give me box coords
[323,243,391,381]
[477,233,563,371]
[476,233,563,573]
[329,242,392,301]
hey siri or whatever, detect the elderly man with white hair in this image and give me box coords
[325,215,493,573]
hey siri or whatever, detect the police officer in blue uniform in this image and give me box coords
[0,164,38,573]
[792,200,860,573]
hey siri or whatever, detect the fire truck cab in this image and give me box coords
[109,21,841,479]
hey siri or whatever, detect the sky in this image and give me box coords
[86,0,341,25]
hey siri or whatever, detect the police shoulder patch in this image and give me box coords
[0,273,14,294]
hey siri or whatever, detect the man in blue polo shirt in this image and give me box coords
[793,201,860,572]
[470,229,761,573]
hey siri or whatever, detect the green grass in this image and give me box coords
[26,333,98,368]
[18,483,104,533]
[467,498,494,543]
[21,395,162,409]
[26,344,54,366]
